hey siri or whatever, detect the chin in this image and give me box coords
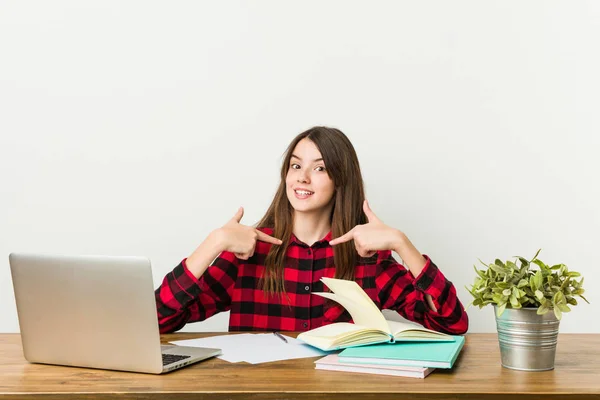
[290,202,324,214]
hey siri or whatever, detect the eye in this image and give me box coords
[315,166,326,172]
[290,163,301,170]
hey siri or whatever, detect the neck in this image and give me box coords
[292,206,333,247]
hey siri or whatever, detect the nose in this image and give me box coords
[297,170,310,184]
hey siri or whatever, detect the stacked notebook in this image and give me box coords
[315,354,435,378]
[314,336,465,378]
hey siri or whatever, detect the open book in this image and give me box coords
[297,277,454,351]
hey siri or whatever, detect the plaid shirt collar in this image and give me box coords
[290,231,333,248]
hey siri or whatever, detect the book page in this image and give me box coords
[315,278,391,334]
[387,319,451,340]
[298,322,370,339]
[297,322,391,351]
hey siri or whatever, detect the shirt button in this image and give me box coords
[303,322,308,328]
[307,249,312,255]
[304,285,310,292]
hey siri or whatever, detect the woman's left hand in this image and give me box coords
[329,200,403,257]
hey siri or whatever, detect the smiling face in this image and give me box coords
[285,138,336,215]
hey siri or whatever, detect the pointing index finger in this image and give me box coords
[256,229,283,245]
[329,228,355,246]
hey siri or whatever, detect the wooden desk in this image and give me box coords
[0,333,599,400]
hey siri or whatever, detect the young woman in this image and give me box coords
[156,126,468,334]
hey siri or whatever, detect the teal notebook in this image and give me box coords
[338,335,465,369]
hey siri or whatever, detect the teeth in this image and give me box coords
[295,190,313,195]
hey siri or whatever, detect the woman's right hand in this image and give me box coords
[185,207,283,279]
[214,207,283,260]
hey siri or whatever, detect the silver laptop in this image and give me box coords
[9,253,221,374]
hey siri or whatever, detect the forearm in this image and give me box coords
[185,231,223,279]
[392,231,426,277]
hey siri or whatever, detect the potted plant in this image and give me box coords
[467,249,589,371]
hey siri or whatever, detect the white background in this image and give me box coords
[1,1,598,333]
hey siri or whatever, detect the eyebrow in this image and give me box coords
[291,154,323,162]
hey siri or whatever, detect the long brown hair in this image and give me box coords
[256,126,367,295]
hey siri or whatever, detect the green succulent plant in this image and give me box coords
[467,249,589,320]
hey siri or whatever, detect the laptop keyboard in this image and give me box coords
[162,353,191,366]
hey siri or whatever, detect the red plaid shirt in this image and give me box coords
[155,228,468,334]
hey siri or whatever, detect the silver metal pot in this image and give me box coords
[494,306,560,371]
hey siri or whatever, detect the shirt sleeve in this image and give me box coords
[375,251,469,335]
[154,251,239,333]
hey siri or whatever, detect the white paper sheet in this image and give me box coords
[170,333,326,364]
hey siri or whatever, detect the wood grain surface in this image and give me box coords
[0,333,599,400]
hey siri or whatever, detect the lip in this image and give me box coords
[293,187,314,193]
[292,187,314,200]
